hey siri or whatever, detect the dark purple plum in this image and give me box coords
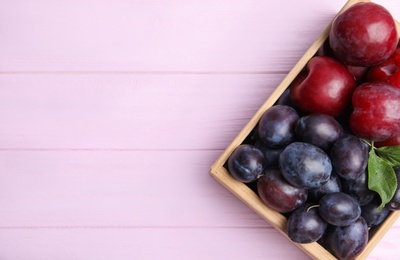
[361,197,390,227]
[318,192,361,226]
[258,105,299,148]
[228,144,265,183]
[257,168,308,213]
[279,142,332,188]
[327,217,368,260]
[308,170,342,202]
[295,113,344,151]
[287,203,328,243]
[330,134,368,180]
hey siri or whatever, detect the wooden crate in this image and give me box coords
[209,0,400,259]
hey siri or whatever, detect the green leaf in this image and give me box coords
[368,148,398,209]
[376,145,400,167]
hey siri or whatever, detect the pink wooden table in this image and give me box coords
[1,0,400,259]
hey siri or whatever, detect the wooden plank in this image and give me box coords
[0,74,281,150]
[0,0,349,72]
[0,227,311,260]
[0,150,269,227]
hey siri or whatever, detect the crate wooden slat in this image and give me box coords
[210,0,400,259]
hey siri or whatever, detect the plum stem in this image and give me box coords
[361,139,372,147]
[307,204,320,212]
[361,139,377,152]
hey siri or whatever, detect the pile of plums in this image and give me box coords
[226,2,400,259]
